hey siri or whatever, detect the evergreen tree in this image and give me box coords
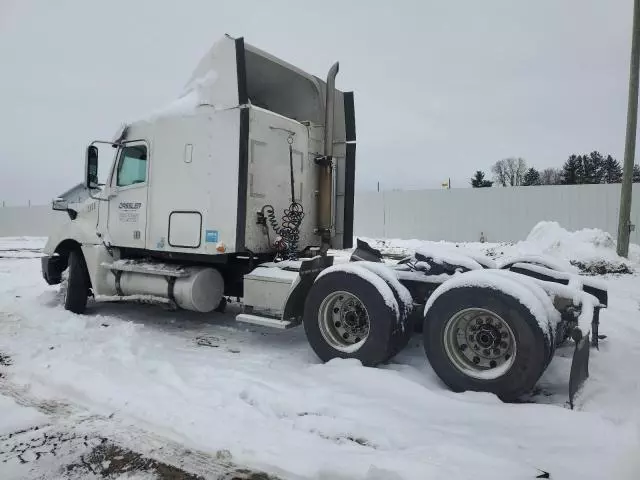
[562,155,584,184]
[583,151,604,184]
[470,170,493,188]
[522,167,541,186]
[601,155,622,183]
[634,164,640,183]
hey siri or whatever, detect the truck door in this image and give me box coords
[107,141,149,248]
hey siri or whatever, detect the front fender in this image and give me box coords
[43,208,100,256]
[41,200,103,286]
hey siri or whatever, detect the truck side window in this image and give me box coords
[116,145,147,187]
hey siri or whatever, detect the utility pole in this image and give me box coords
[617,0,640,257]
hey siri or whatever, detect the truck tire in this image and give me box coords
[423,286,548,402]
[303,270,397,366]
[386,295,413,361]
[388,313,414,360]
[64,250,90,314]
[352,262,414,360]
[369,283,412,361]
[214,296,228,313]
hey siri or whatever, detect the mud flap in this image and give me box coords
[591,307,601,349]
[350,239,383,263]
[568,331,590,409]
[281,255,334,323]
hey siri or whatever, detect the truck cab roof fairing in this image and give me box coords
[183,35,242,109]
[243,43,324,124]
[186,36,325,124]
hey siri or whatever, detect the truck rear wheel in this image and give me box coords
[64,250,90,314]
[303,270,397,366]
[423,286,548,402]
[385,289,413,361]
[352,262,414,360]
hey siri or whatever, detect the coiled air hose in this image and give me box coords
[261,136,304,260]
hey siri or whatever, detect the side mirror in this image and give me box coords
[85,145,99,189]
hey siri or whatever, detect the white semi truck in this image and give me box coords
[42,35,607,405]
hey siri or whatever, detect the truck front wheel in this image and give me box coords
[64,250,91,314]
[303,270,397,366]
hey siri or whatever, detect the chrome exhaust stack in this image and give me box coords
[324,61,339,160]
[318,61,339,251]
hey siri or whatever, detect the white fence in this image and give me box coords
[2,184,640,244]
[0,206,67,238]
[354,184,640,244]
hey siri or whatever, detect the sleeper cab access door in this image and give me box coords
[107,141,150,249]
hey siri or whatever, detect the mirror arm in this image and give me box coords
[91,140,121,147]
[86,139,120,201]
[88,190,110,202]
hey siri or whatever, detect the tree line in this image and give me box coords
[471,152,640,187]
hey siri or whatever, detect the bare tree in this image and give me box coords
[540,168,563,185]
[491,160,509,187]
[491,158,527,186]
[511,157,527,186]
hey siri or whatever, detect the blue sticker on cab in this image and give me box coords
[205,230,219,243]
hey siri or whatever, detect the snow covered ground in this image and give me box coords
[1,224,640,479]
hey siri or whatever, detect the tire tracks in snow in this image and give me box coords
[0,375,283,479]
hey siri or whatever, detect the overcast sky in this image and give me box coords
[0,0,635,205]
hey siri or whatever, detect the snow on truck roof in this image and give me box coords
[132,35,334,126]
[187,35,325,99]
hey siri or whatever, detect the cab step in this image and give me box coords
[236,314,295,329]
[101,259,189,277]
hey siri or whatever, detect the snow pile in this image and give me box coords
[527,221,615,250]
[517,222,639,275]
[525,222,625,264]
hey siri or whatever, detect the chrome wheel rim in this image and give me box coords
[318,291,370,353]
[443,308,516,380]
